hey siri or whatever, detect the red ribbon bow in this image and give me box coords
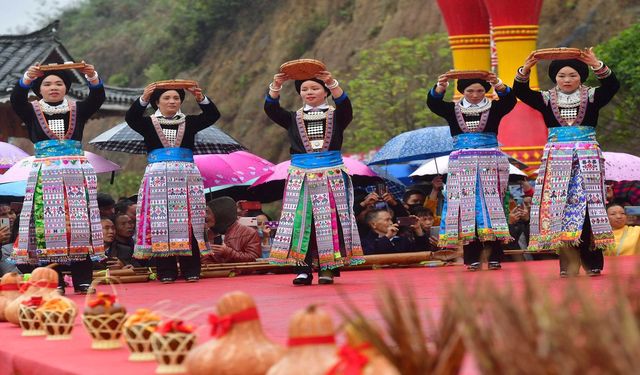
[326,344,371,375]
[156,319,195,335]
[19,280,58,294]
[208,307,259,337]
[1,283,20,292]
[21,296,44,307]
[87,293,116,308]
[287,334,336,347]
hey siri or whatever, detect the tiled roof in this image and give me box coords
[0,21,140,111]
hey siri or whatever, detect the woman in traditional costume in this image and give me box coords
[514,48,619,276]
[126,82,220,283]
[10,64,105,294]
[265,69,365,285]
[427,73,516,270]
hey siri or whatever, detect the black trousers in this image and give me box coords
[293,228,340,276]
[156,235,201,280]
[463,240,504,265]
[54,255,93,289]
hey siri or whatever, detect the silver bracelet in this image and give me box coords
[268,82,281,92]
[590,60,604,71]
[492,78,503,87]
[325,79,339,90]
[85,71,99,81]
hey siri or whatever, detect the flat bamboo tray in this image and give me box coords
[280,59,326,80]
[443,70,491,80]
[154,79,198,89]
[532,47,582,60]
[38,62,86,71]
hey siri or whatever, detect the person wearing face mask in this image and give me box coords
[427,72,517,271]
[125,82,220,283]
[264,68,365,286]
[10,64,105,294]
[514,47,619,277]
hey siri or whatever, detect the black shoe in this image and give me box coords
[74,284,95,295]
[292,273,313,286]
[160,277,176,284]
[185,276,200,283]
[586,269,602,277]
[318,270,334,285]
[488,262,502,270]
[466,262,481,271]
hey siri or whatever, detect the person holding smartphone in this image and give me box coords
[265,67,365,285]
[427,72,517,271]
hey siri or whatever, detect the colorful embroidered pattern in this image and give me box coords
[268,164,364,270]
[134,161,209,259]
[529,141,614,251]
[439,149,511,248]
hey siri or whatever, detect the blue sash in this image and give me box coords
[34,140,83,158]
[147,147,194,163]
[547,126,597,142]
[453,133,499,150]
[291,151,343,169]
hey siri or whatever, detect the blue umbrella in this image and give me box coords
[368,126,454,165]
[0,181,26,197]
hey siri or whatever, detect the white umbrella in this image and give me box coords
[410,155,527,177]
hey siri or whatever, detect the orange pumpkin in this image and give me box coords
[185,291,284,375]
[0,272,22,321]
[5,266,60,325]
[267,305,338,375]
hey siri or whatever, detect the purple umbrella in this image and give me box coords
[603,152,640,182]
[0,152,121,183]
[0,142,29,169]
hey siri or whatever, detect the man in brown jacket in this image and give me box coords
[204,197,261,263]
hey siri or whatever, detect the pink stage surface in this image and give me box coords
[1,257,638,375]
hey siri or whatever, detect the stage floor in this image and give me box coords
[1,256,638,375]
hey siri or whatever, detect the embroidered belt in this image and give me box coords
[452,133,499,150]
[147,147,194,163]
[547,126,597,143]
[291,151,343,169]
[34,140,83,158]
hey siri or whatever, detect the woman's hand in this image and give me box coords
[24,65,43,83]
[434,74,449,94]
[486,72,499,86]
[316,70,334,85]
[186,84,205,102]
[141,83,157,103]
[579,47,600,69]
[79,61,96,77]
[271,73,289,90]
[522,52,539,74]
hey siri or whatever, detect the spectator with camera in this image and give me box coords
[202,196,261,263]
[506,196,531,250]
[361,208,429,255]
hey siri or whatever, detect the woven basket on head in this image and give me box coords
[280,59,327,80]
[532,47,583,60]
[443,70,491,80]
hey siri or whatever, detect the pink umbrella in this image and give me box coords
[249,156,379,202]
[603,152,640,181]
[0,142,29,169]
[0,152,121,183]
[194,151,274,188]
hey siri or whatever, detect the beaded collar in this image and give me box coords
[38,99,69,115]
[150,115,186,148]
[295,107,335,153]
[30,100,77,140]
[547,86,588,126]
[454,101,490,133]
